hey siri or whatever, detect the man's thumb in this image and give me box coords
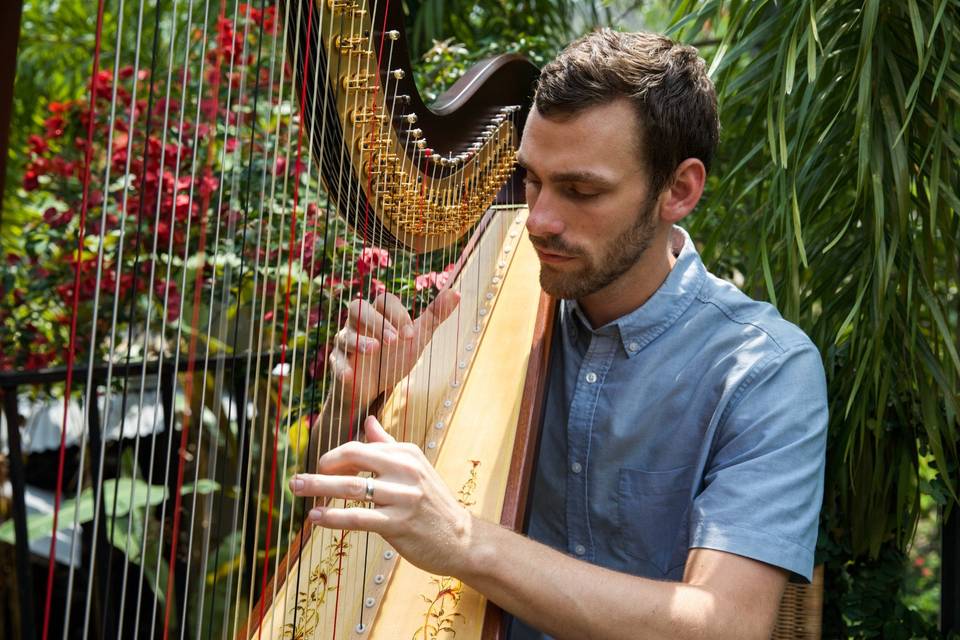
[420,288,460,329]
[363,415,396,444]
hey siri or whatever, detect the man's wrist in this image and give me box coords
[453,514,501,584]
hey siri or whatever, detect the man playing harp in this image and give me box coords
[291,29,828,640]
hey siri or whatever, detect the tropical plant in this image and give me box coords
[670,0,960,634]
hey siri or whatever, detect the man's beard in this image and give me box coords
[530,197,659,301]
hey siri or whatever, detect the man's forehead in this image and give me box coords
[517,103,643,180]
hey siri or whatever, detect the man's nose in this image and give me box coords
[525,191,565,238]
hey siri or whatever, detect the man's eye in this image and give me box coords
[566,187,599,199]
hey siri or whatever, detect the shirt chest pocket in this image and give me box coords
[616,466,693,578]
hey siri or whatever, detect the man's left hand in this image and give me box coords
[289,415,473,578]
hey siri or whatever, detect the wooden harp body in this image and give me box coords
[248,213,554,640]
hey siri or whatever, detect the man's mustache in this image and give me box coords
[528,235,582,257]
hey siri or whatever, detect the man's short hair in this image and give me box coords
[534,29,719,196]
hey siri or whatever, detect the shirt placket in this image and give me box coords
[565,331,616,562]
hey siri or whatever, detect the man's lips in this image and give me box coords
[533,247,576,264]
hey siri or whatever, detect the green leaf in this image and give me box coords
[0,478,174,545]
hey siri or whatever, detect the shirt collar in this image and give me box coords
[561,226,706,357]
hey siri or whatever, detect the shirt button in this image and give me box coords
[571,462,582,474]
[627,341,639,353]
[585,371,598,384]
[574,544,586,556]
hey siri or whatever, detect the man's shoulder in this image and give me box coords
[691,268,817,358]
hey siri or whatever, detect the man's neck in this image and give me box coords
[577,226,679,328]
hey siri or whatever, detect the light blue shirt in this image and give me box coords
[509,227,828,638]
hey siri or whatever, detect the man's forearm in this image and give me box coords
[457,517,780,640]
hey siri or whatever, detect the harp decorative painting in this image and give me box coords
[0,1,552,639]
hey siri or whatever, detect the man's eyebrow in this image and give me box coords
[549,170,615,187]
[515,155,614,187]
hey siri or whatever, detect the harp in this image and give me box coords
[2,1,550,639]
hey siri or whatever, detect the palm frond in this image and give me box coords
[674,0,960,556]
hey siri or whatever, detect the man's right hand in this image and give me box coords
[328,288,460,409]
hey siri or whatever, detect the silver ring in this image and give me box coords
[364,476,375,502]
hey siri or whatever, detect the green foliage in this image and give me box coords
[670,0,960,633]
[404,0,666,100]
[904,481,942,623]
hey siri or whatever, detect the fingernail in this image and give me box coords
[384,329,397,343]
[358,339,367,353]
[309,508,324,521]
[291,477,304,492]
[402,325,414,339]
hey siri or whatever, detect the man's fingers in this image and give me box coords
[412,288,461,342]
[314,440,395,476]
[334,328,379,355]
[328,350,356,383]
[347,298,400,342]
[373,292,415,341]
[363,416,397,444]
[307,505,391,532]
[290,473,410,506]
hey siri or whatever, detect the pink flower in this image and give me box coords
[415,272,436,292]
[356,246,391,275]
[435,263,456,290]
[369,278,386,296]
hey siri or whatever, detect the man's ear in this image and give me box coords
[658,158,706,224]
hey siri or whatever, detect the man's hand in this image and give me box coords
[290,416,471,577]
[329,289,460,408]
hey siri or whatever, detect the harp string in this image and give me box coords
[181,3,248,624]
[189,1,275,636]
[214,1,288,638]
[234,3,312,625]
[241,0,299,627]
[148,0,223,635]
[285,1,378,632]
[42,0,109,637]
[271,2,333,634]
[160,0,250,634]
[260,1,313,631]
[184,0,260,632]
[254,0,321,634]
[133,0,206,632]
[330,0,387,633]
[352,18,404,630]
[109,0,182,635]
[287,4,339,634]
[75,0,143,637]
[227,0,293,633]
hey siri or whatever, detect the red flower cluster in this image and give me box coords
[6,6,321,372]
[241,3,278,34]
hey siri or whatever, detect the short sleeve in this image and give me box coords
[689,343,828,581]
